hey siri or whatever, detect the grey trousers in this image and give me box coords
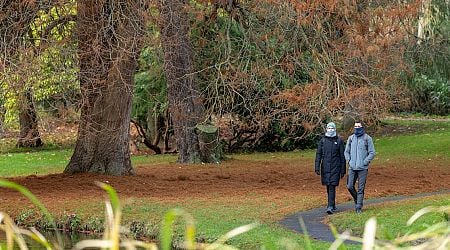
[326,185,336,208]
[347,169,368,209]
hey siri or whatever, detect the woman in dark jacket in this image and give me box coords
[315,122,346,214]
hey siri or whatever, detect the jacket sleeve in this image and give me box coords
[344,136,351,162]
[364,136,376,165]
[339,139,346,174]
[314,138,323,173]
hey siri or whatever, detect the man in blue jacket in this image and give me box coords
[344,121,376,213]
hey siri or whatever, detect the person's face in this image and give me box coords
[354,123,363,129]
[326,126,335,133]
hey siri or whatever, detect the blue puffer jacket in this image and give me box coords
[344,134,376,170]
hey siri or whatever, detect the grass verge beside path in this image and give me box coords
[8,194,335,249]
[120,198,332,249]
[329,194,450,238]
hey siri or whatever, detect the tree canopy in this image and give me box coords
[1,0,448,174]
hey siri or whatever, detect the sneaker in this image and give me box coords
[355,208,362,214]
[326,207,333,214]
[332,206,337,212]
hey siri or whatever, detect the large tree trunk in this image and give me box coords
[159,0,205,163]
[64,0,145,175]
[16,88,43,147]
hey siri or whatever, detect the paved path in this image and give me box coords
[279,190,450,242]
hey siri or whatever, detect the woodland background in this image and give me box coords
[0,0,449,174]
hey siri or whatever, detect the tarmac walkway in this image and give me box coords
[279,190,450,242]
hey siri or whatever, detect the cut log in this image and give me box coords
[196,124,223,164]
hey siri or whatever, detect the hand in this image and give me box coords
[315,170,320,175]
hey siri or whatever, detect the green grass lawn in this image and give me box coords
[0,151,178,177]
[375,130,450,161]
[2,120,449,177]
[0,149,73,177]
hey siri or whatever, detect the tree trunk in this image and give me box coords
[159,0,205,163]
[146,106,162,146]
[64,0,145,175]
[16,88,43,147]
[0,2,45,143]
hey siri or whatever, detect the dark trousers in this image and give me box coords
[326,185,336,208]
[347,169,368,209]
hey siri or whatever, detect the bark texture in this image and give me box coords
[17,89,43,147]
[64,0,145,175]
[159,0,205,163]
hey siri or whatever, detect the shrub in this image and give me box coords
[408,74,450,115]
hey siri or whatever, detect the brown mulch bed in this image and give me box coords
[1,159,449,214]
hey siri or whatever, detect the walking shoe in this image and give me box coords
[355,208,362,214]
[326,207,333,214]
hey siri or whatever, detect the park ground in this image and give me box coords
[0,118,449,248]
[1,152,449,216]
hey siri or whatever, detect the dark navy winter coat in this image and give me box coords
[315,136,346,186]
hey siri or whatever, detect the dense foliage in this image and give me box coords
[137,0,441,151]
[1,0,449,153]
[406,0,450,115]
